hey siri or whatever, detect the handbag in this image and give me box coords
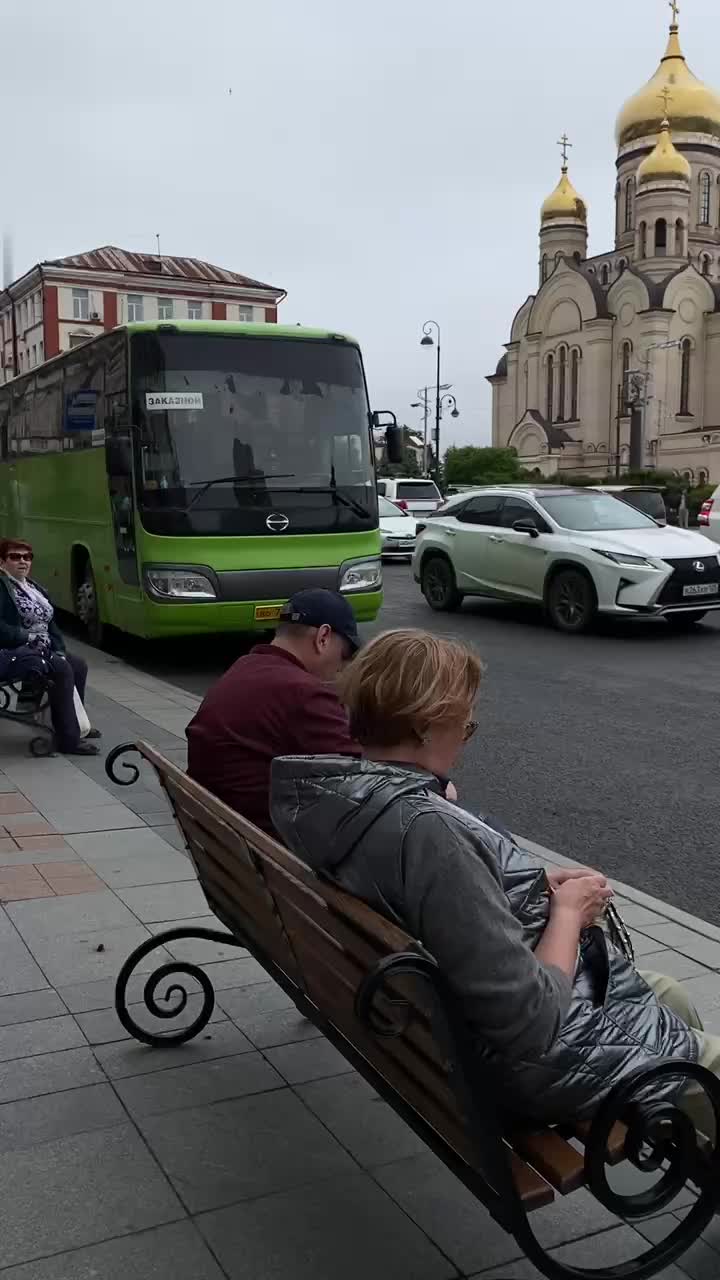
[73,688,91,739]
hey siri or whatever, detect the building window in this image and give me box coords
[601,264,610,286]
[701,254,712,277]
[675,219,685,255]
[622,342,632,408]
[679,339,692,415]
[31,346,37,367]
[557,347,567,421]
[39,340,43,361]
[639,221,647,257]
[546,354,554,423]
[157,298,173,320]
[617,258,627,273]
[570,349,580,420]
[624,178,635,232]
[540,254,548,283]
[127,294,144,322]
[700,172,712,225]
[188,300,202,320]
[655,218,667,256]
[238,307,253,322]
[72,289,89,321]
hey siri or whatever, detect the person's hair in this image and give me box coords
[0,538,33,561]
[338,629,483,747]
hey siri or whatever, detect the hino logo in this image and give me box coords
[693,560,706,573]
[266,513,290,533]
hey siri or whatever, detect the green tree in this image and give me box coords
[444,446,524,487]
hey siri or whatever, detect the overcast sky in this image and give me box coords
[6,0,720,449]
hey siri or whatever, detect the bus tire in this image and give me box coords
[75,560,106,647]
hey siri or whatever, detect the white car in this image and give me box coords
[379,495,417,560]
[413,485,720,633]
[376,477,443,514]
[699,485,720,544]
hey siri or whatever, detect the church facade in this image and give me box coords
[488,7,720,484]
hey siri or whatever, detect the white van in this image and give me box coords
[376,477,443,514]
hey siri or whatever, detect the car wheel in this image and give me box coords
[421,556,464,612]
[665,611,707,630]
[546,568,597,634]
[75,561,106,647]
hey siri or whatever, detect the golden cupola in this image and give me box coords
[637,116,691,185]
[541,165,587,224]
[616,12,720,147]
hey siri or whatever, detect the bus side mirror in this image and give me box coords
[372,411,403,466]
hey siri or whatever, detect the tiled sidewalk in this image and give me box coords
[0,642,716,1277]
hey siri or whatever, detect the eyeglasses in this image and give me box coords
[463,721,478,742]
[6,552,33,562]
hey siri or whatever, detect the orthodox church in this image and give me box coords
[488,4,720,483]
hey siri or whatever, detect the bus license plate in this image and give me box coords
[683,583,719,597]
[255,605,282,621]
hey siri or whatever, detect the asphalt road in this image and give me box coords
[114,566,720,925]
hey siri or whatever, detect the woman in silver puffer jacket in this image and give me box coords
[270,629,719,1131]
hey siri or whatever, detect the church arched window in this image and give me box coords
[570,349,580,421]
[557,347,567,421]
[639,222,647,257]
[546,354,555,423]
[679,339,692,416]
[701,253,712,277]
[617,258,627,274]
[655,218,667,256]
[624,178,635,232]
[601,264,610,286]
[621,342,632,407]
[699,469,709,486]
[700,172,712,226]
[540,254,548,283]
[675,219,686,255]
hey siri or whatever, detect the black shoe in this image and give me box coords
[61,743,101,757]
[86,728,102,739]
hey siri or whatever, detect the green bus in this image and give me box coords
[0,321,400,643]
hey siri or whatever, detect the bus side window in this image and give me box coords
[105,393,138,586]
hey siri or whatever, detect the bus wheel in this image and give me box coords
[75,562,106,647]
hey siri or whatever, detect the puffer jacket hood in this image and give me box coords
[272,755,700,1124]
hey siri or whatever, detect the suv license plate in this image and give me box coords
[683,583,719,597]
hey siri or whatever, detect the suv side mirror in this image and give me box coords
[513,519,540,539]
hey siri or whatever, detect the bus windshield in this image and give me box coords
[131,332,376,536]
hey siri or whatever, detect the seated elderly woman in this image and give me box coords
[271,629,719,1132]
[0,539,100,757]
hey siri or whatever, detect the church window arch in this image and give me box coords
[675,219,686,255]
[655,218,667,255]
[570,348,581,421]
[698,468,709,486]
[601,263,610,286]
[540,254,548,283]
[700,171,712,226]
[679,338,692,416]
[557,346,568,421]
[617,258,627,274]
[546,353,555,423]
[621,342,632,408]
[701,253,712,277]
[639,222,647,257]
[624,178,635,233]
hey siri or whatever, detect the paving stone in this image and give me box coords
[0,794,34,815]
[147,919,253,965]
[0,989,65,1026]
[139,1087,356,1212]
[6,889,140,941]
[0,838,18,854]
[635,1213,720,1279]
[38,806,146,834]
[0,1220,226,1280]
[1,816,54,836]
[638,950,714,982]
[629,929,669,958]
[0,1124,183,1269]
[0,1082,125,1152]
[56,973,149,1013]
[0,1047,104,1105]
[0,847,79,866]
[65,827,182,860]
[215,977,295,1020]
[95,1019,254,1078]
[265,1036,355,1084]
[297,1072,427,1168]
[0,868,54,901]
[474,1230,688,1279]
[115,1050,282,1118]
[117,881,209,923]
[12,835,72,852]
[0,913,48,996]
[676,973,720,1016]
[0,1014,85,1062]
[637,923,720,969]
[198,1170,454,1280]
[76,995,226,1045]
[239,1004,324,1049]
[88,853,196,889]
[21,925,160,987]
[154,824,188,852]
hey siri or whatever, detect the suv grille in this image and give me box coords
[657,556,720,606]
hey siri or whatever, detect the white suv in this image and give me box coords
[376,478,443,514]
[413,486,720,633]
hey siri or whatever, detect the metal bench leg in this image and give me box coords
[115,928,247,1047]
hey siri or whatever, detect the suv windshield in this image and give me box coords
[131,332,375,536]
[620,490,666,522]
[539,493,658,531]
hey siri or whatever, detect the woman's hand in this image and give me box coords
[550,876,614,930]
[546,865,609,892]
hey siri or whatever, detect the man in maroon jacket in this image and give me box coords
[186,589,361,835]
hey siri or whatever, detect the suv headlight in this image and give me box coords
[144,568,217,600]
[339,559,382,592]
[593,550,656,569]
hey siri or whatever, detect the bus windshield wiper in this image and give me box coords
[290,486,371,518]
[186,474,296,510]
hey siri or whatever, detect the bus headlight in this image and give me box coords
[144,568,217,600]
[339,559,382,593]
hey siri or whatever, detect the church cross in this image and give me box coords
[669,0,679,25]
[557,133,572,168]
[658,86,673,119]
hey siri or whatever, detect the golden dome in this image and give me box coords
[616,22,720,146]
[541,167,587,224]
[637,118,691,184]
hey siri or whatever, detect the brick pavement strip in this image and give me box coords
[0,644,714,1276]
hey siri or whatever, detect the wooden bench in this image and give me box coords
[107,740,720,1280]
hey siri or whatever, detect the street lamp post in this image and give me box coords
[420,322,458,484]
[411,383,451,476]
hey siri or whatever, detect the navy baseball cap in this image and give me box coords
[279,588,360,652]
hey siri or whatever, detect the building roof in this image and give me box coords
[41,245,283,294]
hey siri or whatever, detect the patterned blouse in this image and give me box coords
[2,575,54,648]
